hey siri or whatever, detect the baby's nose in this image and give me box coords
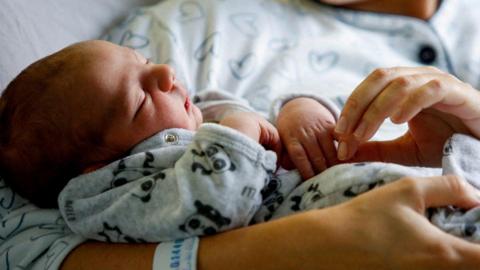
[150,64,176,92]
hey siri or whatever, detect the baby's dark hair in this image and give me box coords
[0,44,107,208]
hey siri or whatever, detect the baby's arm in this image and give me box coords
[273,95,340,180]
[219,111,282,156]
[58,126,277,243]
[194,90,282,156]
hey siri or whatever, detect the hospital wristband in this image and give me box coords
[153,237,199,270]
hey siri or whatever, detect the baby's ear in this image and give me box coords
[83,162,107,173]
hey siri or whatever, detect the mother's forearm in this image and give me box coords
[198,208,375,270]
[318,0,439,20]
[61,210,351,270]
[60,242,156,270]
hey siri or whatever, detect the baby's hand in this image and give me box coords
[219,112,282,155]
[277,97,338,179]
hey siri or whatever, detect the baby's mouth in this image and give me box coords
[185,96,190,111]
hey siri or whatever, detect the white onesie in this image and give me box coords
[57,90,339,242]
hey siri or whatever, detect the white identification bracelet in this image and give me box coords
[153,237,199,270]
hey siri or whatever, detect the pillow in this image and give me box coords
[0,0,158,91]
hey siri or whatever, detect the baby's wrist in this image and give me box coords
[284,97,337,123]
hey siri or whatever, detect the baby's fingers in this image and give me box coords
[286,140,315,179]
[301,129,340,177]
[318,130,339,167]
[305,146,327,176]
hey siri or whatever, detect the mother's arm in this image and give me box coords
[62,175,480,270]
[317,0,439,20]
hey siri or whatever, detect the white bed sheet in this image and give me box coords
[0,0,158,91]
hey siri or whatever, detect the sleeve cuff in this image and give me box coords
[193,89,255,123]
[269,93,341,123]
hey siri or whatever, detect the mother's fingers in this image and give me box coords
[349,73,434,141]
[390,74,465,123]
[427,174,480,268]
[285,139,315,179]
[397,175,480,211]
[335,66,438,139]
[342,173,480,269]
[455,239,480,268]
[418,79,480,138]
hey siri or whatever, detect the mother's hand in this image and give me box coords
[198,175,480,270]
[334,66,480,166]
[324,175,480,270]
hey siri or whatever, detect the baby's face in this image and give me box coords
[69,40,202,154]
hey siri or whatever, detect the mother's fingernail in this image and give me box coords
[391,110,403,123]
[338,141,348,160]
[353,122,367,139]
[335,116,348,134]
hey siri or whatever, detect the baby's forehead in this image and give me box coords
[59,41,126,72]
[48,41,135,112]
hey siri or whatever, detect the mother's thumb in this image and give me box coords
[417,174,480,210]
